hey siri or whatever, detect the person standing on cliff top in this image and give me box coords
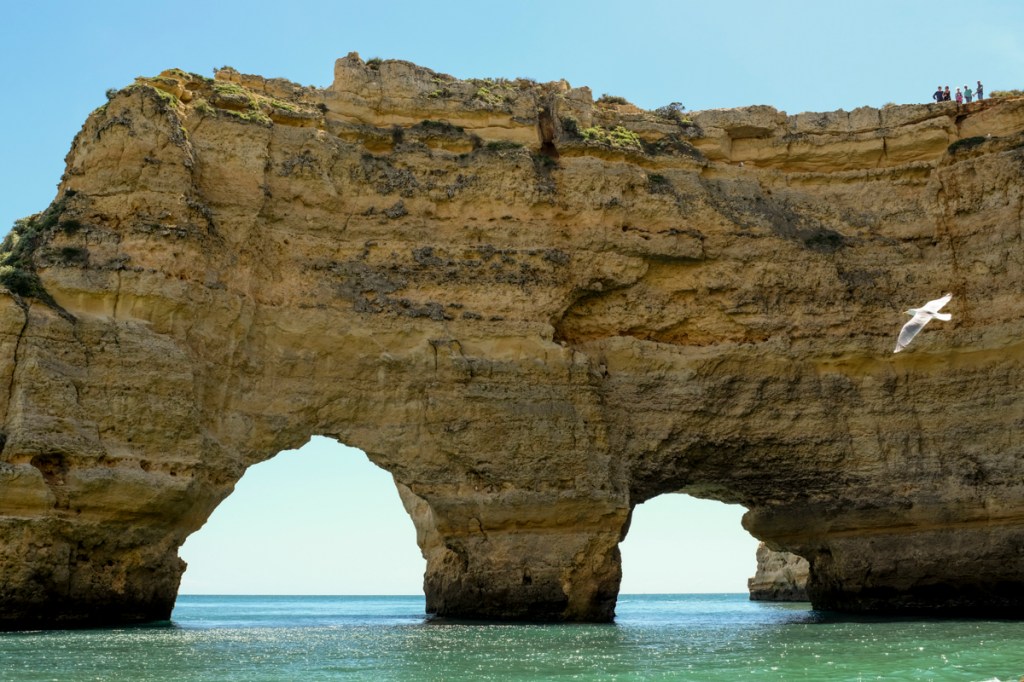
[956,88,963,104]
[944,86,952,101]
[977,80,984,100]
[933,86,944,103]
[964,84,973,103]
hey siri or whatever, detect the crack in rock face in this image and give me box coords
[2,55,1024,628]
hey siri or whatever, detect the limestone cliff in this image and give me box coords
[748,542,809,601]
[3,53,1024,628]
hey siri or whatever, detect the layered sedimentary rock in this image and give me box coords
[3,53,1024,628]
[748,542,809,601]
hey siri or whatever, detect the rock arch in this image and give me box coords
[618,493,759,594]
[3,56,1024,628]
[177,436,425,595]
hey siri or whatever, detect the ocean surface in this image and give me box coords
[1,594,1022,681]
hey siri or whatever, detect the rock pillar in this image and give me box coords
[803,526,1024,615]
[0,518,185,629]
[747,542,809,601]
[398,484,629,621]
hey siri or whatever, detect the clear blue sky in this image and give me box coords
[3,0,1023,595]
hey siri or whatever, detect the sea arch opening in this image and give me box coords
[618,493,761,596]
[177,436,426,597]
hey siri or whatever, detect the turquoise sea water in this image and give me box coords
[1,594,1022,681]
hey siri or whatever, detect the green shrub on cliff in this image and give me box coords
[0,200,66,302]
[579,125,643,150]
[948,136,987,154]
[0,265,40,298]
[654,101,691,123]
[559,116,644,151]
[0,204,55,296]
[560,116,581,137]
[472,85,505,106]
[484,140,523,151]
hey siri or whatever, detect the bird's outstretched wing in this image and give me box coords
[922,292,953,313]
[894,293,954,353]
[894,313,930,353]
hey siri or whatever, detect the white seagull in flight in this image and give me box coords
[893,293,953,353]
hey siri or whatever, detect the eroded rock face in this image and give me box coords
[2,53,1024,628]
[748,542,809,601]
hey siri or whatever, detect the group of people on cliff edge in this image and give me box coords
[933,81,983,104]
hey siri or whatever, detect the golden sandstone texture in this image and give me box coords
[2,53,1024,628]
[748,543,809,601]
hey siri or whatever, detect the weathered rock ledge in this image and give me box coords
[2,53,1024,628]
